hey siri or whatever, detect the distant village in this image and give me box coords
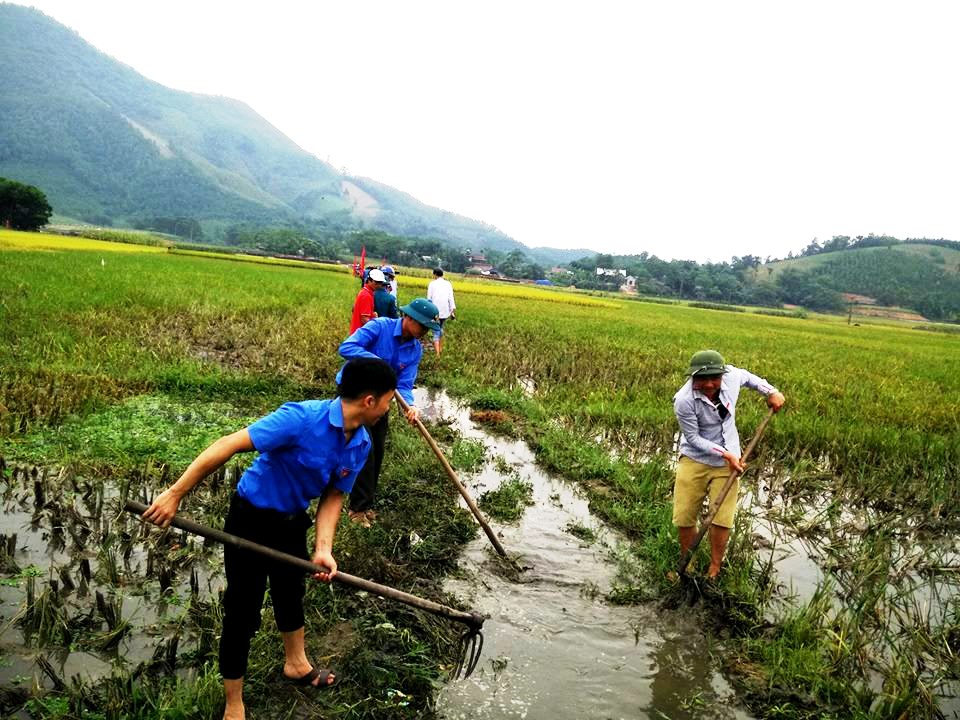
[460,252,638,292]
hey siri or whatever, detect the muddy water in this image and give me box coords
[0,474,222,693]
[414,389,753,720]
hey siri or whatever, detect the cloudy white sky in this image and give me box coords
[17,1,960,260]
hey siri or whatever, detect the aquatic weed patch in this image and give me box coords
[478,478,534,523]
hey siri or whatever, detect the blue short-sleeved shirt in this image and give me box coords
[238,399,371,513]
[336,317,422,406]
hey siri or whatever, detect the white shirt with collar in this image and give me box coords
[427,277,456,319]
[673,365,777,466]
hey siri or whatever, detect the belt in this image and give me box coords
[234,493,307,524]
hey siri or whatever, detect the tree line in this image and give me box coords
[557,240,959,320]
[4,174,956,320]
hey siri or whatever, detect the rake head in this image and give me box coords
[453,627,484,679]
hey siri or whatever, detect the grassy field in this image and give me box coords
[2,229,958,718]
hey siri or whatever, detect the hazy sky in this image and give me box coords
[16,1,960,260]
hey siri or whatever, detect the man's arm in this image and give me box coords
[311,487,346,582]
[738,368,785,412]
[359,292,375,325]
[339,321,382,360]
[448,284,456,317]
[396,353,420,408]
[143,429,254,527]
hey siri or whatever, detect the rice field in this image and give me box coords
[1,230,958,718]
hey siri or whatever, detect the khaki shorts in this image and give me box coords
[672,456,739,529]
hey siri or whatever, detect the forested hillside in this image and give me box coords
[0,4,583,263]
[753,240,960,320]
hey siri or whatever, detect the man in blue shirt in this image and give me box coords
[337,297,441,526]
[673,350,785,579]
[142,358,398,720]
[381,265,398,297]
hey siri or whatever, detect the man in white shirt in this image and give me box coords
[426,268,456,356]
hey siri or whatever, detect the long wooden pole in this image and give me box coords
[394,391,508,558]
[677,407,775,576]
[124,500,484,630]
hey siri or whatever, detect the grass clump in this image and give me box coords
[448,438,486,473]
[564,521,597,544]
[478,478,534,522]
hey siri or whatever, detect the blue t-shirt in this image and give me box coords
[337,317,422,406]
[238,399,371,514]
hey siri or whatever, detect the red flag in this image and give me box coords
[359,246,366,277]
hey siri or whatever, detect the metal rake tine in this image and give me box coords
[464,630,483,677]
[453,638,465,678]
[454,629,483,679]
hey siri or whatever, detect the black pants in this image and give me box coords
[219,493,311,680]
[349,413,389,512]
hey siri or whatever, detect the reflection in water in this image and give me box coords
[416,389,752,720]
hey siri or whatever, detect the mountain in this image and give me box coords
[0,4,592,265]
[342,175,524,255]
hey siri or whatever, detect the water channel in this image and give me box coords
[415,389,753,720]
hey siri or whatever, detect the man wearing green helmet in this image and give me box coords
[337,298,442,526]
[673,350,785,578]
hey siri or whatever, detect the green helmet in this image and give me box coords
[687,350,728,377]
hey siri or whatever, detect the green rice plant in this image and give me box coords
[20,577,72,646]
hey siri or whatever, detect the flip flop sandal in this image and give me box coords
[285,666,338,690]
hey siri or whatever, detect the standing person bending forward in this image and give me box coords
[673,350,785,578]
[337,298,441,526]
[142,358,398,720]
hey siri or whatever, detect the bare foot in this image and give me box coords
[223,701,245,720]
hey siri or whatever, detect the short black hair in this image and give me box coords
[337,358,397,400]
[433,268,444,277]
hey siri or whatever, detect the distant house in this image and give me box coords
[620,275,637,294]
[467,253,494,274]
[596,267,627,278]
[550,266,573,275]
